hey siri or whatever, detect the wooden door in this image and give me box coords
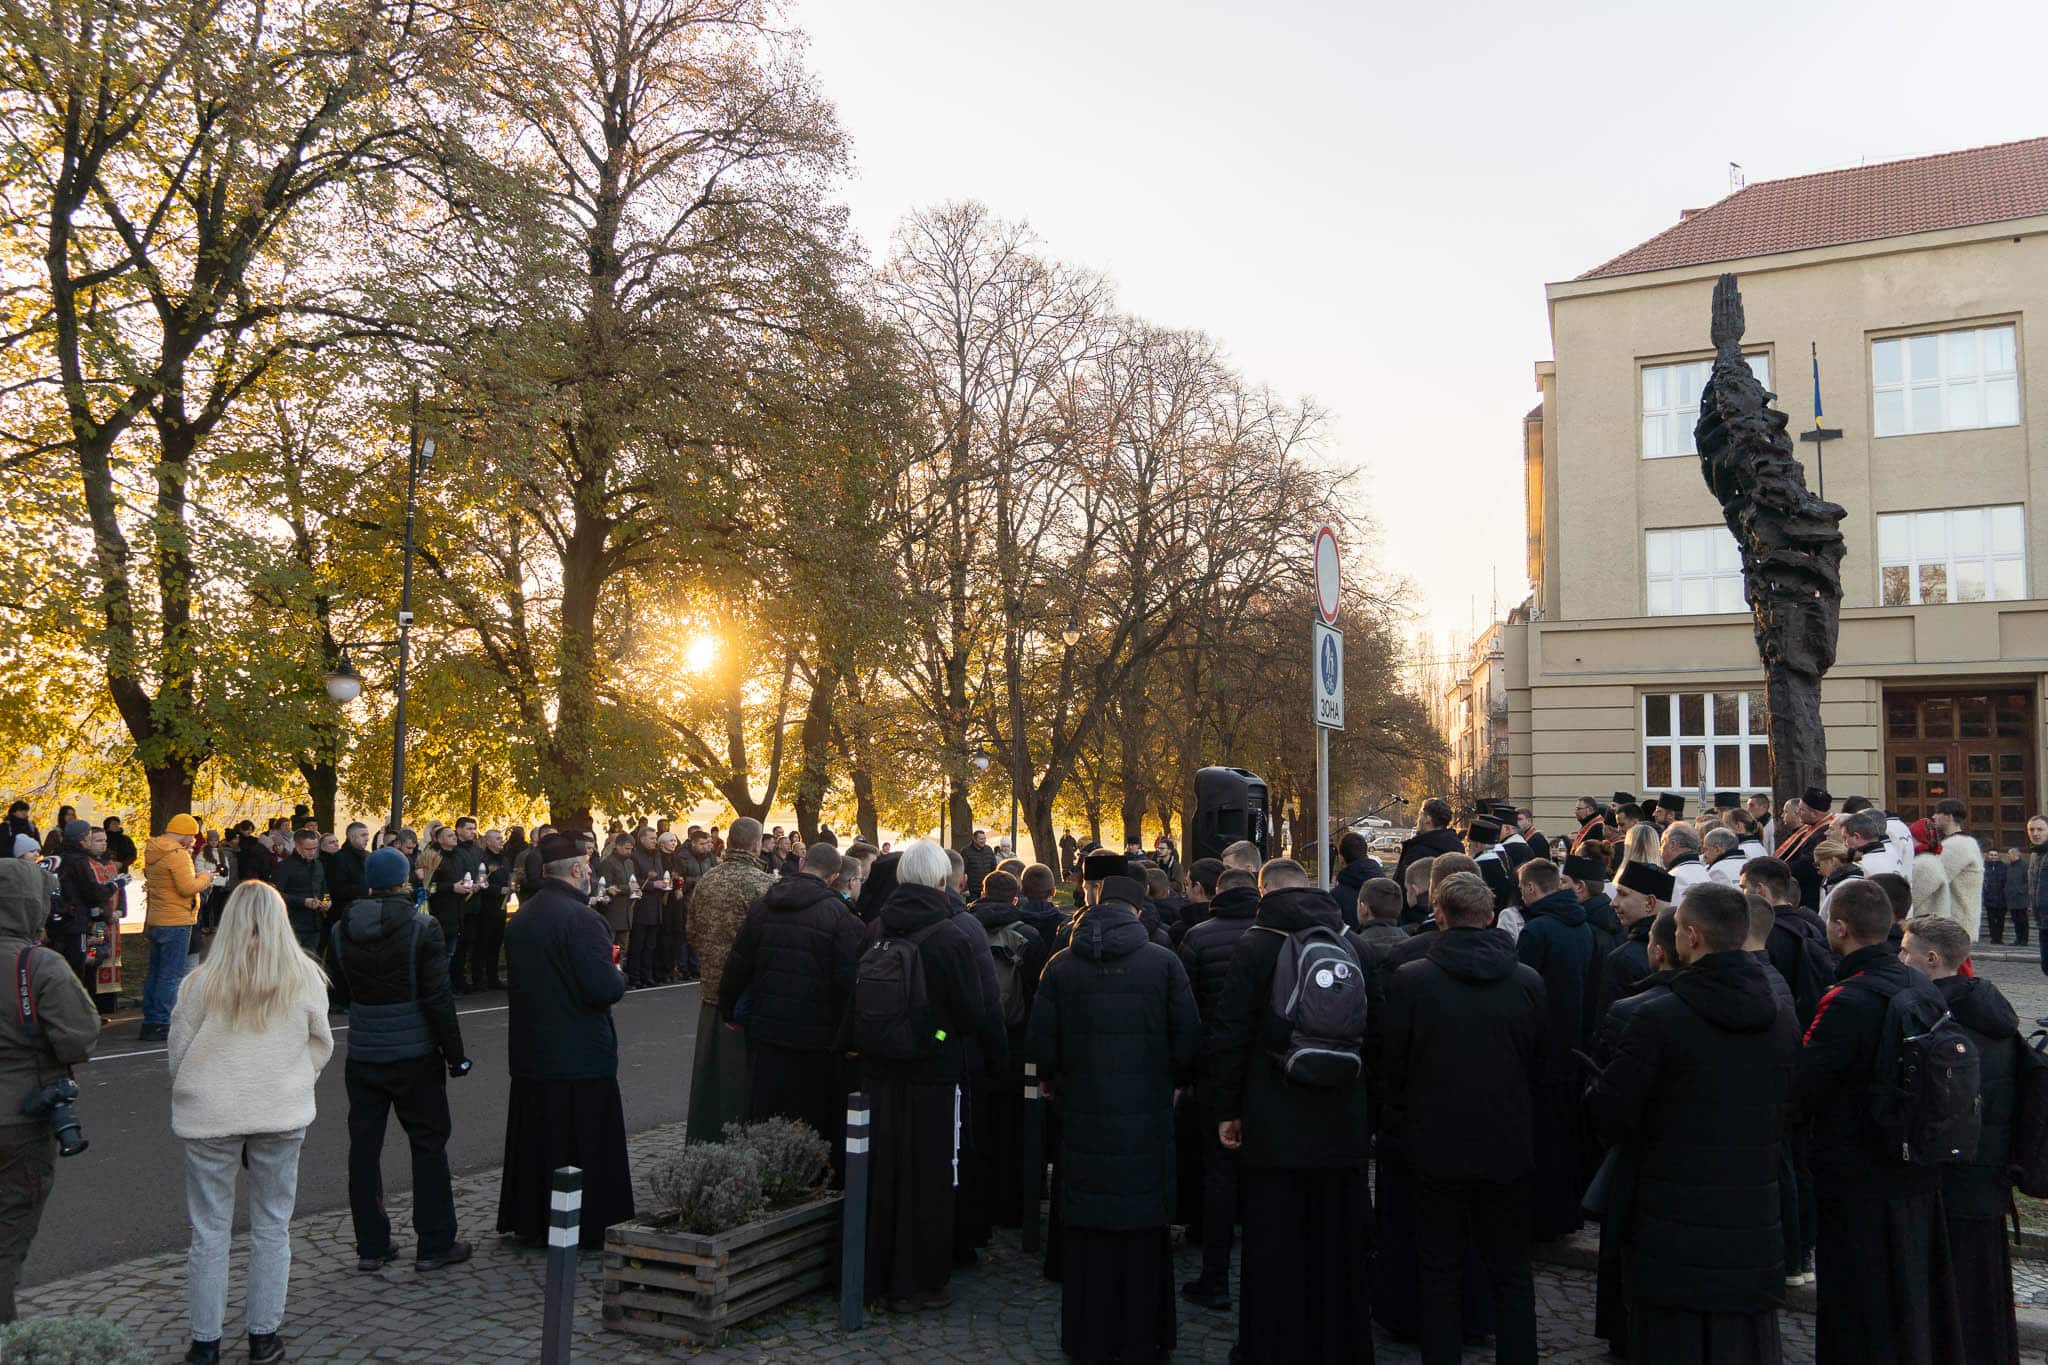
[1883,687,2035,850]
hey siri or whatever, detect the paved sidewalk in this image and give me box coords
[18,1118,1832,1364]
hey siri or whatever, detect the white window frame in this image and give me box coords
[1871,323,2019,437]
[1877,504,2026,606]
[1646,525,1746,616]
[1641,352,1771,459]
[1642,689,1771,795]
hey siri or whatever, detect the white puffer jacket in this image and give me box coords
[168,980,333,1140]
[1908,835,1985,943]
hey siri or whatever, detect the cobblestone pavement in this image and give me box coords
[11,1116,1830,1364]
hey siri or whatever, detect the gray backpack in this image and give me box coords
[1260,923,1368,1087]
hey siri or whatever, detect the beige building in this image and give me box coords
[1508,136,2048,854]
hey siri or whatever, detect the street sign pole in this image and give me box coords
[1312,525,1342,891]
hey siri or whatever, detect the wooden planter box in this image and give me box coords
[602,1194,842,1345]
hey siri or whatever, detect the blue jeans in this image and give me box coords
[143,924,192,1029]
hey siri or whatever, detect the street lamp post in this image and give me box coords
[320,402,431,834]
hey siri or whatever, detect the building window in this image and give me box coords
[1644,689,1770,793]
[1872,324,2018,437]
[1646,526,1745,615]
[1877,505,2026,605]
[1642,353,1771,459]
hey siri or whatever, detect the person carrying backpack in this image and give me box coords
[1206,859,1372,1364]
[1796,879,1964,1365]
[1027,873,1199,1362]
[1901,915,2022,1365]
[845,840,993,1313]
[968,870,1045,1225]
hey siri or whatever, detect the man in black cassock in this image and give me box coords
[1797,878,1963,1364]
[1027,874,1198,1362]
[1586,883,1797,1364]
[496,833,633,1248]
[1208,860,1373,1364]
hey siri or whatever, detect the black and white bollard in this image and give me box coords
[542,1165,582,1365]
[1020,1061,1044,1254]
[840,1092,871,1331]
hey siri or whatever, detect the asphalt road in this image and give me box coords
[21,980,700,1288]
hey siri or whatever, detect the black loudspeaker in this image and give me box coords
[1191,767,1270,864]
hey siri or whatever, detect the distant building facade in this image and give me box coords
[1508,136,2048,854]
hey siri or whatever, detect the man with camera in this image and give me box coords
[0,856,100,1319]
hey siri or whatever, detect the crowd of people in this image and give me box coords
[0,785,2042,1365]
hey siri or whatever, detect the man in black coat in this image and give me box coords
[1175,865,1260,1309]
[495,834,631,1250]
[1594,861,1669,1028]
[1330,831,1383,931]
[1741,856,1836,1031]
[1027,874,1199,1363]
[1381,870,1545,1365]
[1902,915,2023,1364]
[50,820,119,990]
[273,827,330,950]
[1513,858,1595,1243]
[720,843,865,1168]
[329,848,472,1272]
[325,822,372,928]
[968,870,1048,1227]
[1587,883,1798,1364]
[1466,816,1518,912]
[1393,798,1464,886]
[99,815,136,871]
[1797,878,1963,1364]
[1208,861,1372,1364]
[850,841,994,1312]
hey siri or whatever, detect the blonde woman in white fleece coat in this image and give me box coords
[168,880,333,1365]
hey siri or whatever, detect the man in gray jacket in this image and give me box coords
[0,858,100,1319]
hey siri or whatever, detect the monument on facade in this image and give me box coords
[1693,273,1848,804]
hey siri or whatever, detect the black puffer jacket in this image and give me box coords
[326,844,370,920]
[1796,942,1941,1198]
[850,883,993,1087]
[1027,902,1199,1230]
[1938,972,2020,1219]
[1205,886,1371,1170]
[1381,925,1546,1181]
[1177,885,1258,1026]
[720,874,866,1051]
[328,894,463,1065]
[1332,857,1381,931]
[1594,916,1653,1027]
[1587,950,1798,1314]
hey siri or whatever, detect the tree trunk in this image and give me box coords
[792,663,840,843]
[145,762,199,838]
[545,515,609,836]
[1766,673,1827,809]
[300,760,339,835]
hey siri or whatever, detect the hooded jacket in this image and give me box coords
[328,894,463,1065]
[970,897,1050,1022]
[720,873,866,1050]
[1516,887,1596,1065]
[1593,915,1654,1031]
[1936,972,2020,1219]
[1205,886,1372,1170]
[1026,901,1199,1230]
[1177,884,1259,1028]
[0,861,99,1130]
[52,834,118,938]
[1586,950,1798,1314]
[1331,856,1383,931]
[1393,826,1465,884]
[849,882,992,1087]
[143,834,212,929]
[1381,924,1546,1181]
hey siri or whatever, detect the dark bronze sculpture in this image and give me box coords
[1693,273,1846,806]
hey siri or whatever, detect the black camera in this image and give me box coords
[22,1077,87,1157]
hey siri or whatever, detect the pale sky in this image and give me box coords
[802,0,2048,642]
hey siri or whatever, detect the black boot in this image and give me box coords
[184,1341,221,1365]
[248,1333,285,1364]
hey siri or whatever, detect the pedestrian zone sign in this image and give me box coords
[1313,621,1344,730]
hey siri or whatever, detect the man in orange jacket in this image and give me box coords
[141,813,212,1042]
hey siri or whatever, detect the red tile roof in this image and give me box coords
[1579,136,2048,280]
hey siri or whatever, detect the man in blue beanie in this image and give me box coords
[327,845,472,1272]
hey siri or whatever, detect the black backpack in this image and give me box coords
[853,920,945,1062]
[2009,1030,2048,1197]
[984,920,1035,1029]
[1858,974,1981,1166]
[1259,923,1368,1087]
